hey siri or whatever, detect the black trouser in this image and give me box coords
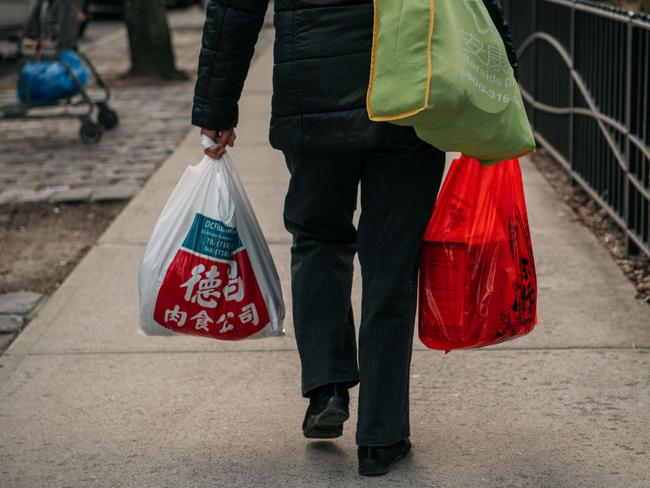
[282,141,445,446]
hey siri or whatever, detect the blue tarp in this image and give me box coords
[17,49,89,103]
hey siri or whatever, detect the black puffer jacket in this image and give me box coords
[192,0,517,152]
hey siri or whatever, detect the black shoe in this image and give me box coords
[358,439,412,476]
[302,383,350,439]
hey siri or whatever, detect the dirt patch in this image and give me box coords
[530,150,650,303]
[0,201,125,295]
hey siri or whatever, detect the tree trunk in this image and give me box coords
[123,0,186,79]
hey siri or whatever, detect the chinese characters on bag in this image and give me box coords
[163,259,260,334]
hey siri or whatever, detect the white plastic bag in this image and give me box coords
[139,136,285,340]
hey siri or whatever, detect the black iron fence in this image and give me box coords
[501,0,650,257]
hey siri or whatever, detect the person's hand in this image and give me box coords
[201,127,236,159]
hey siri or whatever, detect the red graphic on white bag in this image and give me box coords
[153,213,270,340]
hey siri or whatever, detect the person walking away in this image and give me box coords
[193,0,518,477]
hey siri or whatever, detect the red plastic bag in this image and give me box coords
[418,156,538,351]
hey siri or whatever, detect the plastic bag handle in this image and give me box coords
[201,134,216,150]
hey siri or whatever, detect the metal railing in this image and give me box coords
[501,0,650,257]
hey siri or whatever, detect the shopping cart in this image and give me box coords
[0,0,118,144]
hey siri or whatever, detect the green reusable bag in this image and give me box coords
[367,0,535,164]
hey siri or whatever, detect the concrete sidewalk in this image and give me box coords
[2,41,649,488]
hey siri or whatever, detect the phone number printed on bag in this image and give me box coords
[458,27,522,110]
[153,213,270,340]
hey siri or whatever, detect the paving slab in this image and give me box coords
[0,350,648,488]
[0,314,23,333]
[0,292,43,315]
[50,188,93,204]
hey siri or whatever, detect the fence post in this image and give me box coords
[624,15,639,256]
[569,2,577,186]
[531,0,538,128]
